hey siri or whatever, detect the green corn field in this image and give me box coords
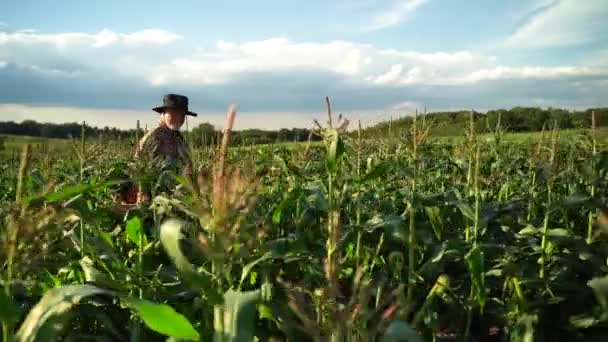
[2,107,608,342]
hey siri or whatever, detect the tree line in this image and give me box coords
[0,120,137,141]
[187,122,319,147]
[0,119,320,146]
[2,107,607,145]
[358,107,608,139]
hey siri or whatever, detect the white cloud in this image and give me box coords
[505,0,608,48]
[1,27,605,90]
[379,50,479,65]
[370,65,439,85]
[26,64,82,78]
[0,60,6,69]
[0,28,182,49]
[365,0,429,31]
[122,29,183,47]
[372,64,404,84]
[390,100,422,112]
[91,30,119,48]
[148,38,489,86]
[459,66,608,83]
[3,27,598,88]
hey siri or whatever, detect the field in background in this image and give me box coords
[1,134,69,151]
[1,116,608,341]
[437,127,608,144]
[4,127,608,153]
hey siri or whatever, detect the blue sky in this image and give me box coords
[1,0,607,130]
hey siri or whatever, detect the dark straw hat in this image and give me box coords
[152,94,198,117]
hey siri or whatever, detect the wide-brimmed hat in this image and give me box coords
[152,94,198,117]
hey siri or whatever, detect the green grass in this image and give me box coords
[0,134,71,155]
[424,127,608,144]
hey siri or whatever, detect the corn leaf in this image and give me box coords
[15,284,109,342]
[124,299,199,341]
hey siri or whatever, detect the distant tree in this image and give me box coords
[189,122,217,147]
[550,108,573,129]
[590,108,608,127]
[356,106,608,138]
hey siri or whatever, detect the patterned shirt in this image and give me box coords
[135,124,193,177]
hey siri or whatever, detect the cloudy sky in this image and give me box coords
[1,0,607,130]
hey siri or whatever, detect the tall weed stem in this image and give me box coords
[587,111,597,244]
[406,110,418,313]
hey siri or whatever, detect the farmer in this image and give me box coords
[119,94,197,204]
[135,93,197,171]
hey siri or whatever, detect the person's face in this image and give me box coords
[162,108,186,130]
